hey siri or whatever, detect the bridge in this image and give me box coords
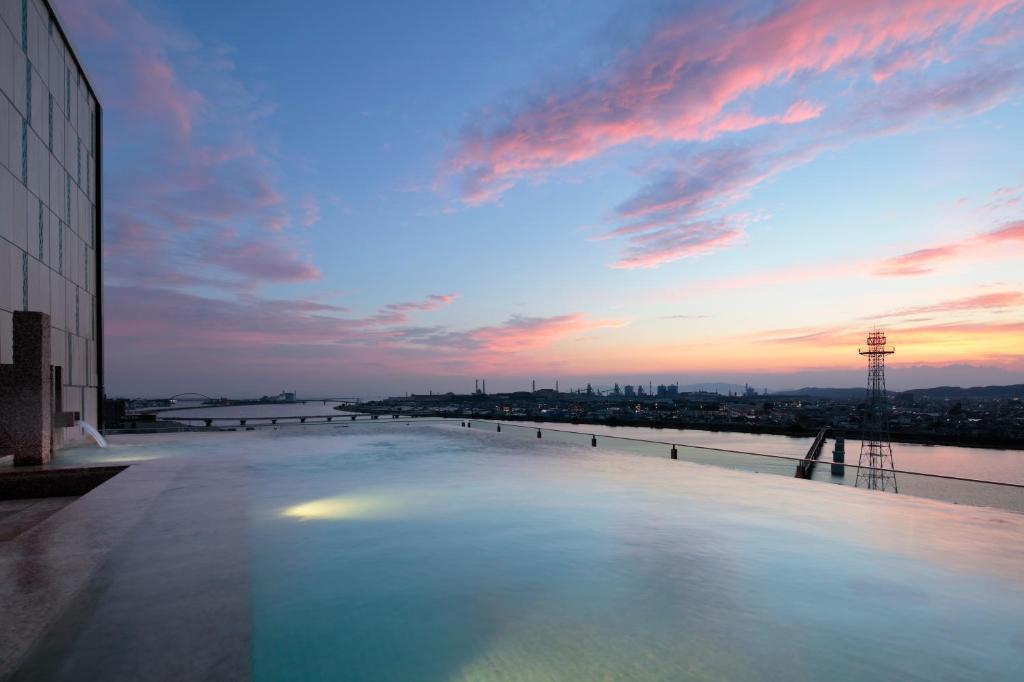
[159,394,364,404]
[794,427,829,479]
[128,396,365,415]
[168,392,216,401]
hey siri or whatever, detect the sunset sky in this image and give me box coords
[57,0,1024,397]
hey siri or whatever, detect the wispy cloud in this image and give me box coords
[444,0,1022,268]
[103,285,621,390]
[448,0,1016,202]
[463,314,625,354]
[871,291,1024,320]
[58,0,317,291]
[877,219,1024,276]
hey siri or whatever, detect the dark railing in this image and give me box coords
[460,419,1024,513]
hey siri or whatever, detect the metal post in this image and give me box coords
[537,429,542,438]
[591,435,597,447]
[671,445,678,459]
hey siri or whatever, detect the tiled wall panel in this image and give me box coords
[0,0,100,444]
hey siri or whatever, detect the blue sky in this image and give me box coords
[56,0,1024,397]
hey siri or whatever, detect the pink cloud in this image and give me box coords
[446,0,1015,204]
[442,0,1021,270]
[872,291,1024,319]
[384,294,458,313]
[606,62,1023,269]
[57,0,316,294]
[130,54,203,138]
[611,220,744,270]
[466,314,625,354]
[203,241,321,283]
[102,286,619,392]
[979,220,1024,244]
[698,100,824,140]
[877,219,1024,276]
[363,294,459,326]
[874,245,963,277]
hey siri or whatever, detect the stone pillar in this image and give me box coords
[831,436,845,477]
[0,312,53,466]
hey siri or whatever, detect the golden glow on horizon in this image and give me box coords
[519,320,1024,376]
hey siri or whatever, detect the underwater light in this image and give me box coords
[281,494,406,521]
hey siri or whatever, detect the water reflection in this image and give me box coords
[249,426,1024,681]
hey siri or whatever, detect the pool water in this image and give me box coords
[47,424,1024,680]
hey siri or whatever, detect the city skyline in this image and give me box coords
[55,0,1024,397]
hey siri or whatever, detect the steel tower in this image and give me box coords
[856,330,898,492]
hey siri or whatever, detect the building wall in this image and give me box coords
[0,0,100,447]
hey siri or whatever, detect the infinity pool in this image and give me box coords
[10,423,1024,680]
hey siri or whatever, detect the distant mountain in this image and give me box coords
[771,384,1024,399]
[903,384,1024,398]
[772,387,872,399]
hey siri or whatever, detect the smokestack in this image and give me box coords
[532,380,536,393]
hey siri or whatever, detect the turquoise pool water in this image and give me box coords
[57,424,1024,680]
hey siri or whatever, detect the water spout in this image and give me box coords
[79,421,108,448]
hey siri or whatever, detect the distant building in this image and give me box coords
[656,383,679,397]
[624,385,635,397]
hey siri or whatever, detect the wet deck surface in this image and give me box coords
[0,498,77,541]
[0,449,249,680]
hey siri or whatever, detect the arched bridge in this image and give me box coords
[168,392,217,401]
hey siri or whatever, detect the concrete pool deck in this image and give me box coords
[2,423,1023,680]
[0,443,250,680]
